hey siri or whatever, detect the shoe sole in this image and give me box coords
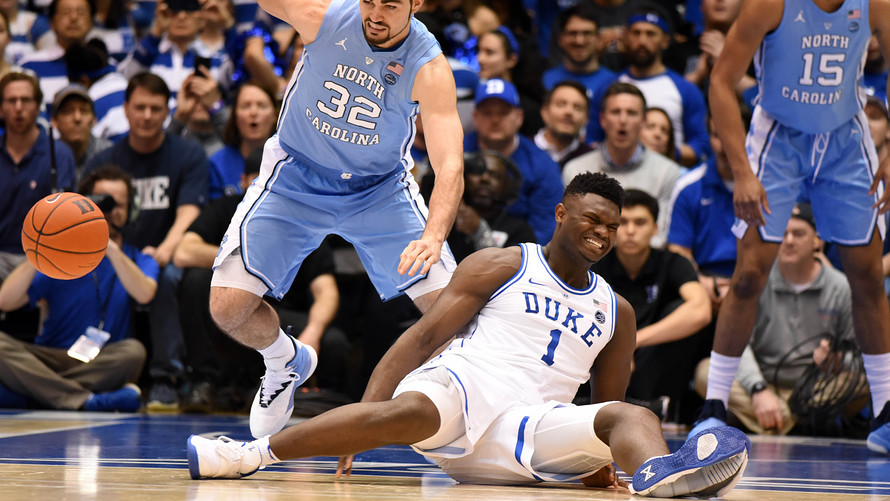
[867,438,889,454]
[187,435,202,479]
[632,427,750,497]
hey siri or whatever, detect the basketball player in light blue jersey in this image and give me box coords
[189,173,750,498]
[693,0,890,454]
[208,0,464,439]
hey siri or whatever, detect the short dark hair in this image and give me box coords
[0,71,42,105]
[49,0,95,21]
[65,41,108,82]
[77,163,135,205]
[563,172,625,210]
[600,81,646,112]
[125,72,170,103]
[556,3,599,33]
[543,80,590,110]
[622,189,658,221]
[222,82,279,147]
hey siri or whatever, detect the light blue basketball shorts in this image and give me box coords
[737,106,885,245]
[214,136,455,300]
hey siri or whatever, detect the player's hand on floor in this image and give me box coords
[335,455,353,478]
[580,463,627,489]
[398,238,442,276]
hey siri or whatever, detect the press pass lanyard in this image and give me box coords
[92,270,114,330]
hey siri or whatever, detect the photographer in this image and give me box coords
[0,165,158,412]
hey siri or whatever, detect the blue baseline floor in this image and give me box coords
[0,410,889,497]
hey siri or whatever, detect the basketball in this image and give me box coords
[21,192,109,280]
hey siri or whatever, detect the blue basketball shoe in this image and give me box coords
[687,399,728,439]
[187,435,268,479]
[250,336,318,438]
[631,426,750,498]
[867,402,890,454]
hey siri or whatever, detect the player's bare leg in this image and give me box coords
[209,286,278,349]
[210,285,318,438]
[187,392,441,478]
[712,229,780,357]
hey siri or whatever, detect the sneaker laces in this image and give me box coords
[258,368,296,408]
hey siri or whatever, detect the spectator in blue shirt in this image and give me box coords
[464,78,563,244]
[0,164,158,412]
[20,0,93,111]
[208,82,276,199]
[542,4,617,145]
[0,72,76,278]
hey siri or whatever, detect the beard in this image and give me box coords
[629,46,657,69]
[363,17,410,47]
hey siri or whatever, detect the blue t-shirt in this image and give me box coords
[464,132,562,245]
[84,134,208,249]
[667,158,737,277]
[277,0,441,177]
[1,128,76,253]
[208,145,246,199]
[29,243,160,348]
[542,66,617,144]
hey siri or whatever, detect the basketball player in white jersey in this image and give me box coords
[209,0,464,439]
[189,173,750,498]
[693,0,890,453]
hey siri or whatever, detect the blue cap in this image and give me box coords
[475,78,520,107]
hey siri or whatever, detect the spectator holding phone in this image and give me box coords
[118,0,233,102]
[167,56,229,157]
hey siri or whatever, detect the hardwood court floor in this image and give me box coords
[0,410,888,500]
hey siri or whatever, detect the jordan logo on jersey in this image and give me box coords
[336,38,347,50]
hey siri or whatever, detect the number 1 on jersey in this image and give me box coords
[541,329,562,366]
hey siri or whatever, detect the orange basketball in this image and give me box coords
[21,192,109,280]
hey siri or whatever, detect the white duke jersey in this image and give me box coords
[425,243,617,447]
[755,0,869,133]
[276,0,441,177]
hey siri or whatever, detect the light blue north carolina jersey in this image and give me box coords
[755,0,869,133]
[277,0,441,177]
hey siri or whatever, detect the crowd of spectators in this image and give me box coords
[0,0,887,438]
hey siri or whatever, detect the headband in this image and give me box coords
[627,13,670,35]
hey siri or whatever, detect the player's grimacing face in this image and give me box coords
[560,193,620,261]
[360,0,416,48]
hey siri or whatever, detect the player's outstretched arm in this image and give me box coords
[257,0,328,44]
[364,246,521,404]
[589,294,636,404]
[400,54,464,277]
[709,0,781,226]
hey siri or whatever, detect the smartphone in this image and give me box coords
[193,56,211,77]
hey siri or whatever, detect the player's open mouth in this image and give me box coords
[585,237,603,249]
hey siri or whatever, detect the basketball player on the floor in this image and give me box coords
[692,0,890,453]
[189,173,750,498]
[209,0,464,438]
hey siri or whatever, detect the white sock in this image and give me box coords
[862,352,890,416]
[705,351,741,408]
[258,328,296,371]
[254,436,280,467]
